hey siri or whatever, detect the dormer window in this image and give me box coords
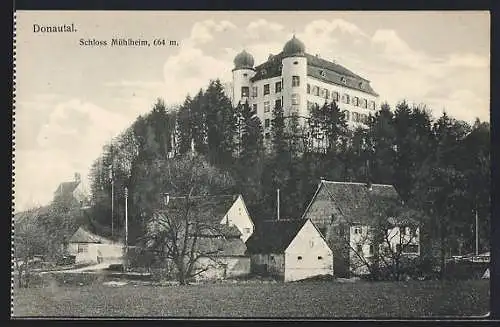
[261,69,267,75]
[340,76,347,84]
[358,81,363,88]
[243,73,248,77]
[293,61,299,65]
[319,70,326,77]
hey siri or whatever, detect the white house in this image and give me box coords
[67,226,124,265]
[227,35,380,141]
[301,179,420,278]
[246,219,333,282]
[161,194,255,280]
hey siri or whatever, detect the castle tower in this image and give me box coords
[281,35,308,122]
[232,50,256,107]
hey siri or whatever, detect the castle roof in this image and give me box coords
[250,51,378,96]
[233,50,255,70]
[283,35,306,57]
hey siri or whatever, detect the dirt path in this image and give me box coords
[42,262,114,274]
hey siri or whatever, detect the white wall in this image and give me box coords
[282,56,308,119]
[69,243,124,265]
[285,220,333,282]
[232,68,256,107]
[195,256,251,280]
[219,195,255,242]
[249,76,282,135]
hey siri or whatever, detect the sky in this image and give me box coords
[14,11,490,212]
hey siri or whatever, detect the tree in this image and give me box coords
[140,154,236,284]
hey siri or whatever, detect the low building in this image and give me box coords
[301,179,420,278]
[160,194,255,280]
[246,219,333,282]
[68,226,124,265]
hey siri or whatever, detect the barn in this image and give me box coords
[246,219,333,282]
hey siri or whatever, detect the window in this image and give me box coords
[263,84,270,95]
[361,98,368,109]
[265,132,270,139]
[265,119,270,128]
[252,86,258,98]
[358,81,363,88]
[313,86,320,96]
[78,244,88,253]
[360,114,368,124]
[352,112,360,122]
[241,86,249,98]
[307,101,315,110]
[354,227,361,234]
[292,76,300,87]
[291,93,300,105]
[370,101,376,110]
[319,70,326,77]
[320,88,327,99]
[369,245,374,255]
[275,81,282,93]
[275,99,281,109]
[340,76,347,84]
[261,69,267,75]
[307,83,311,94]
[342,94,350,104]
[353,97,359,106]
[297,256,303,260]
[293,61,299,65]
[264,101,270,113]
[344,110,350,121]
[332,91,340,102]
[318,256,323,260]
[325,89,330,99]
[356,244,363,253]
[252,103,258,112]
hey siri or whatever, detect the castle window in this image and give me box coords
[261,69,267,75]
[293,61,299,65]
[360,114,368,124]
[320,88,327,99]
[252,86,258,98]
[344,110,350,121]
[265,119,270,128]
[275,81,282,93]
[252,103,258,112]
[319,70,326,77]
[353,97,359,106]
[243,73,248,77]
[325,89,330,99]
[352,112,360,122]
[275,99,281,109]
[241,87,249,98]
[264,84,270,95]
[292,76,300,87]
[358,81,363,88]
[361,98,368,109]
[369,100,376,110]
[342,94,350,104]
[264,101,270,113]
[307,83,311,94]
[313,86,320,96]
[340,76,347,84]
[291,93,300,105]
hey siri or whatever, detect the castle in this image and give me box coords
[228,35,380,140]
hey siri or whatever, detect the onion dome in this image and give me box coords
[283,35,306,57]
[233,50,255,69]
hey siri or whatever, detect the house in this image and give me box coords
[67,226,124,265]
[53,173,91,209]
[160,194,255,280]
[245,219,333,282]
[301,180,420,277]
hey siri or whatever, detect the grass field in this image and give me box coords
[12,279,489,318]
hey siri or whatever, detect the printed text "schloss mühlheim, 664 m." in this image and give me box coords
[79,38,179,47]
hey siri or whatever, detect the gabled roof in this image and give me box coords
[54,181,80,196]
[69,226,115,244]
[250,51,377,96]
[302,180,401,225]
[164,194,240,226]
[245,219,308,254]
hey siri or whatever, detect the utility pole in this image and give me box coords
[475,206,479,256]
[277,188,280,221]
[124,186,129,271]
[110,163,114,238]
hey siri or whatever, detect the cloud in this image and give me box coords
[190,20,237,44]
[445,53,489,68]
[14,98,131,212]
[246,19,285,39]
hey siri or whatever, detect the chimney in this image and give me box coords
[74,172,81,183]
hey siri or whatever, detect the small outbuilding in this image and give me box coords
[246,219,333,282]
[68,226,124,265]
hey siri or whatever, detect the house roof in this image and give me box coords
[250,51,377,96]
[13,206,51,226]
[303,180,401,225]
[164,194,240,226]
[245,219,308,254]
[54,181,80,196]
[69,226,115,244]
[195,236,248,257]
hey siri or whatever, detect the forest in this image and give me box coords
[79,78,490,263]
